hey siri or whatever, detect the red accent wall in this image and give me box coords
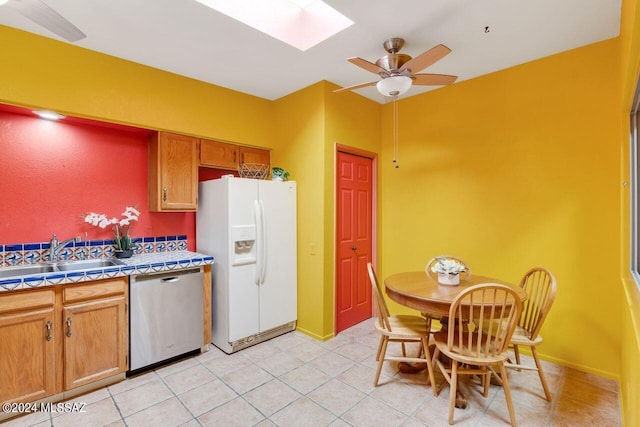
[0,109,196,249]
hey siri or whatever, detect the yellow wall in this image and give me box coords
[380,39,622,378]
[0,26,275,147]
[272,82,327,338]
[619,0,640,425]
[272,81,381,339]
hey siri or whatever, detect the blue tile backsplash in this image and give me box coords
[0,235,188,267]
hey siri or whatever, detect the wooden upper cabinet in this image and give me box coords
[149,132,198,211]
[239,146,270,166]
[199,139,238,170]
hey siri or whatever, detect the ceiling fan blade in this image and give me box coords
[7,0,86,42]
[333,81,378,93]
[399,44,451,74]
[412,73,458,86]
[348,57,387,75]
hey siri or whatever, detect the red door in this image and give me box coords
[336,152,373,332]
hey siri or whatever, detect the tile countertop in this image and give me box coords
[0,251,214,292]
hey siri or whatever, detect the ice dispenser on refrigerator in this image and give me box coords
[231,225,256,265]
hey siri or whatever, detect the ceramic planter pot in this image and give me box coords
[114,249,133,259]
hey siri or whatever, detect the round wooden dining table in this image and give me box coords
[384,271,527,408]
[384,271,527,319]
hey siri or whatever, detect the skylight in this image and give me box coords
[194,0,353,51]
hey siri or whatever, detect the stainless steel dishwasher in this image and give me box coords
[129,267,204,372]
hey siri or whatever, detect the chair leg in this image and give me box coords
[448,360,458,425]
[374,336,389,386]
[482,366,490,397]
[421,336,438,396]
[432,347,443,396]
[499,363,518,427]
[531,346,552,402]
[376,336,384,361]
[513,344,521,365]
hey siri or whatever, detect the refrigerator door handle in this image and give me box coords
[254,200,262,285]
[260,200,267,284]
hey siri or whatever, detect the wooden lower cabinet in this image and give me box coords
[0,278,128,406]
[0,294,56,403]
[63,294,127,390]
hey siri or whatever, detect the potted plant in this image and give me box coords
[83,206,140,258]
[271,167,290,182]
[427,256,470,286]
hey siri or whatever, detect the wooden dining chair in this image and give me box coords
[366,263,437,392]
[432,283,523,426]
[505,267,557,402]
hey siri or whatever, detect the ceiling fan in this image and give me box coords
[0,0,86,42]
[335,37,457,97]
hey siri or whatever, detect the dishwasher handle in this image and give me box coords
[161,276,180,283]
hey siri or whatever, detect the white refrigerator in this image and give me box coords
[196,176,297,353]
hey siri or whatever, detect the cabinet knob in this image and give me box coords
[352,246,357,251]
[45,321,52,341]
[162,187,168,202]
[66,317,72,337]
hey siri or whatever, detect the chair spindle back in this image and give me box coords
[447,284,523,359]
[518,267,557,340]
[367,263,392,332]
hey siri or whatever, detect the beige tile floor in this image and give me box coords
[4,318,621,427]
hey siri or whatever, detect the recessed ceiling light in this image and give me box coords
[288,0,316,8]
[194,0,353,51]
[0,0,9,6]
[33,110,66,120]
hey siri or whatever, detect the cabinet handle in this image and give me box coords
[233,151,236,163]
[66,317,72,337]
[241,153,245,164]
[45,321,52,341]
[162,187,168,202]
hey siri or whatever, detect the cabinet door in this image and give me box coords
[200,139,238,170]
[0,308,56,403]
[239,146,270,166]
[149,132,198,211]
[63,296,127,390]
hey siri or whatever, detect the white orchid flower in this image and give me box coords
[82,207,140,253]
[431,257,466,275]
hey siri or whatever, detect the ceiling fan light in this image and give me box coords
[376,75,412,97]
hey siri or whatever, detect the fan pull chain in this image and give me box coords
[392,93,399,168]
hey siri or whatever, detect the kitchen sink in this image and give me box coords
[55,259,125,271]
[0,258,125,278]
[0,265,57,278]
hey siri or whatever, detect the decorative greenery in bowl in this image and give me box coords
[430,257,467,275]
[271,167,290,181]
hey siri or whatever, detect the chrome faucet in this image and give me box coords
[49,234,81,262]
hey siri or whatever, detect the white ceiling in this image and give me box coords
[0,0,622,103]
